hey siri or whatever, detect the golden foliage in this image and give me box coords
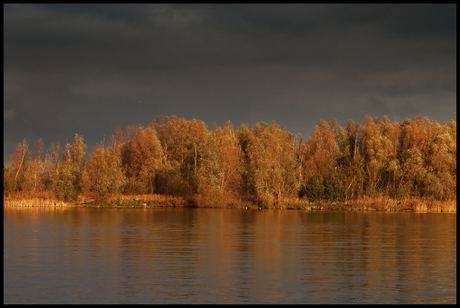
[3,114,457,212]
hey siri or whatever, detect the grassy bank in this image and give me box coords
[3,192,456,212]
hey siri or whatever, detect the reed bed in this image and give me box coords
[106,193,186,207]
[269,195,456,212]
[271,197,315,209]
[4,192,71,207]
[347,196,456,212]
[411,198,457,213]
[3,192,456,212]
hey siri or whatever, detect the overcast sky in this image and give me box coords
[4,4,456,163]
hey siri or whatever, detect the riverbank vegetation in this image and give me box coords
[4,115,456,212]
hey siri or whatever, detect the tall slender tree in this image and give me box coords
[22,139,44,193]
[7,139,30,192]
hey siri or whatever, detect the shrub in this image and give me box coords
[323,173,345,202]
[305,175,325,202]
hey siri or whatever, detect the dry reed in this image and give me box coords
[3,191,456,212]
[4,192,72,207]
[108,193,186,207]
[347,196,456,213]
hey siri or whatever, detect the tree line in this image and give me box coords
[4,115,457,206]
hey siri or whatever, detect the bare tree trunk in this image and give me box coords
[14,139,28,182]
[194,143,197,175]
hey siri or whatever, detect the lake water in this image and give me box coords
[3,207,456,304]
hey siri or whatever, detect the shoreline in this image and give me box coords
[3,193,456,213]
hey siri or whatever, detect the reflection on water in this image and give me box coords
[4,208,456,304]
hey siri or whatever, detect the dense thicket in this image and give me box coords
[4,115,456,205]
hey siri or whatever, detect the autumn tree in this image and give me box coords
[197,131,220,191]
[48,134,86,201]
[122,125,164,194]
[4,164,13,193]
[6,139,30,192]
[151,115,208,195]
[380,117,405,197]
[22,139,44,193]
[398,117,429,197]
[335,119,365,200]
[193,121,245,206]
[42,142,61,192]
[300,119,341,182]
[247,121,298,205]
[401,147,426,197]
[214,121,244,194]
[419,119,456,200]
[49,159,81,201]
[82,140,126,202]
[150,116,190,196]
[193,131,222,206]
[360,115,391,196]
[298,118,343,201]
[235,123,252,196]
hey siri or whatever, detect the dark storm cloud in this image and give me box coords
[7,4,453,72]
[365,97,391,117]
[4,4,456,162]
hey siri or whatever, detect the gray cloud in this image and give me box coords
[365,97,391,117]
[399,101,420,118]
[4,109,16,121]
[4,4,456,162]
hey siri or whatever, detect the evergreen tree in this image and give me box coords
[305,174,324,202]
